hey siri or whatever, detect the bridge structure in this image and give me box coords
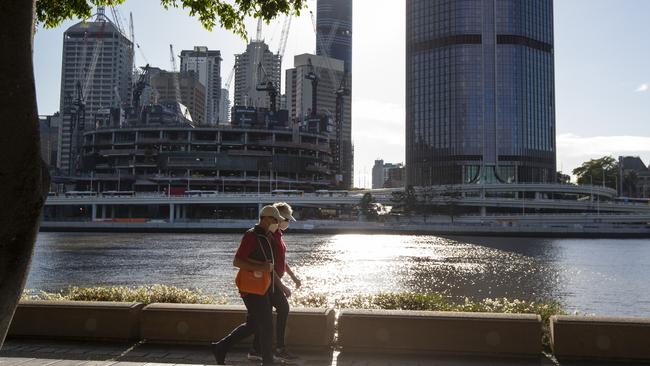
[42,184,650,226]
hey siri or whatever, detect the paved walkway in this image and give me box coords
[0,339,634,366]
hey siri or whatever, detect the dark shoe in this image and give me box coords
[274,347,299,363]
[247,349,262,361]
[211,341,226,365]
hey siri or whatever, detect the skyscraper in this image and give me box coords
[316,0,352,73]
[316,0,353,188]
[58,8,133,174]
[233,41,281,110]
[179,46,222,125]
[285,54,352,187]
[406,0,556,186]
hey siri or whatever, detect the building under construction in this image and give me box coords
[58,7,133,175]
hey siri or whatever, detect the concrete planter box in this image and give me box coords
[551,315,650,361]
[338,309,541,356]
[9,300,143,341]
[140,303,335,348]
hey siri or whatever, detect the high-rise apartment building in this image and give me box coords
[372,159,405,189]
[285,54,352,188]
[58,8,133,174]
[234,41,281,109]
[179,46,222,125]
[406,0,556,186]
[150,70,206,124]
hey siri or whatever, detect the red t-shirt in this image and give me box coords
[235,227,274,263]
[273,230,287,277]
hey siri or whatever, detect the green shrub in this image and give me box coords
[22,285,224,305]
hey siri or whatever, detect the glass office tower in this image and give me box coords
[406,0,556,186]
[317,0,352,73]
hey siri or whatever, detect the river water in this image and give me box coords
[27,232,650,317]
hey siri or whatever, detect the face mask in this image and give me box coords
[279,221,289,231]
[268,223,279,233]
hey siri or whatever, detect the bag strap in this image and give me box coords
[255,233,275,293]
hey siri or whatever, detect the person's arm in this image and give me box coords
[285,264,301,288]
[273,270,292,297]
[234,232,273,272]
[233,256,273,272]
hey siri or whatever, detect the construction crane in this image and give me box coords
[223,65,235,91]
[305,58,319,116]
[277,12,293,61]
[68,6,108,174]
[256,63,278,112]
[169,44,182,104]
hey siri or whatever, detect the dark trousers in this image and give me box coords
[253,283,290,352]
[218,288,274,362]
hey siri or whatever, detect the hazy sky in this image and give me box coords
[33,0,650,187]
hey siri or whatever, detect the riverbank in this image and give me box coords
[40,218,650,238]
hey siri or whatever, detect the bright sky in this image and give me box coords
[33,0,650,188]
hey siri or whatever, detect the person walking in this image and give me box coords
[211,205,284,365]
[248,202,301,363]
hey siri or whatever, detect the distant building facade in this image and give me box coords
[219,88,230,124]
[234,41,281,109]
[179,46,222,125]
[40,114,62,168]
[406,0,556,186]
[58,8,133,174]
[285,54,352,188]
[619,156,650,198]
[150,70,206,124]
[372,159,405,189]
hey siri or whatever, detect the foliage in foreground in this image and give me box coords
[290,292,565,325]
[22,285,223,305]
[291,292,565,347]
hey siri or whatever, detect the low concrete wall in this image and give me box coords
[551,315,650,361]
[140,303,335,348]
[338,309,542,356]
[9,300,143,341]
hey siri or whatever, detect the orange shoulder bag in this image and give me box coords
[235,235,273,295]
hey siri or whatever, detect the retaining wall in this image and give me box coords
[551,315,650,361]
[140,303,335,348]
[8,301,650,362]
[9,300,143,341]
[338,309,541,356]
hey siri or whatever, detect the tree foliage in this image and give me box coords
[572,156,618,189]
[35,0,305,39]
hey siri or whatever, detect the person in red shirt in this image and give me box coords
[211,205,284,366]
[248,202,301,363]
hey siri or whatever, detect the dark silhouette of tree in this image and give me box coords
[359,192,379,221]
[572,156,618,189]
[0,0,302,348]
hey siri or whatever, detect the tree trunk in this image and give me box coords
[0,0,50,349]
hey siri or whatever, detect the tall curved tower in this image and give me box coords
[406,0,556,186]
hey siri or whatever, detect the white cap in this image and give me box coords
[259,205,285,221]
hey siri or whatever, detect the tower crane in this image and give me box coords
[256,63,278,112]
[169,44,181,104]
[305,58,319,116]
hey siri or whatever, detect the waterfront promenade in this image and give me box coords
[0,339,564,366]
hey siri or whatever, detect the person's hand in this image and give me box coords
[293,276,302,289]
[282,284,292,298]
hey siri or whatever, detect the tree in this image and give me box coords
[572,156,618,189]
[0,0,302,349]
[556,171,571,184]
[359,193,378,221]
